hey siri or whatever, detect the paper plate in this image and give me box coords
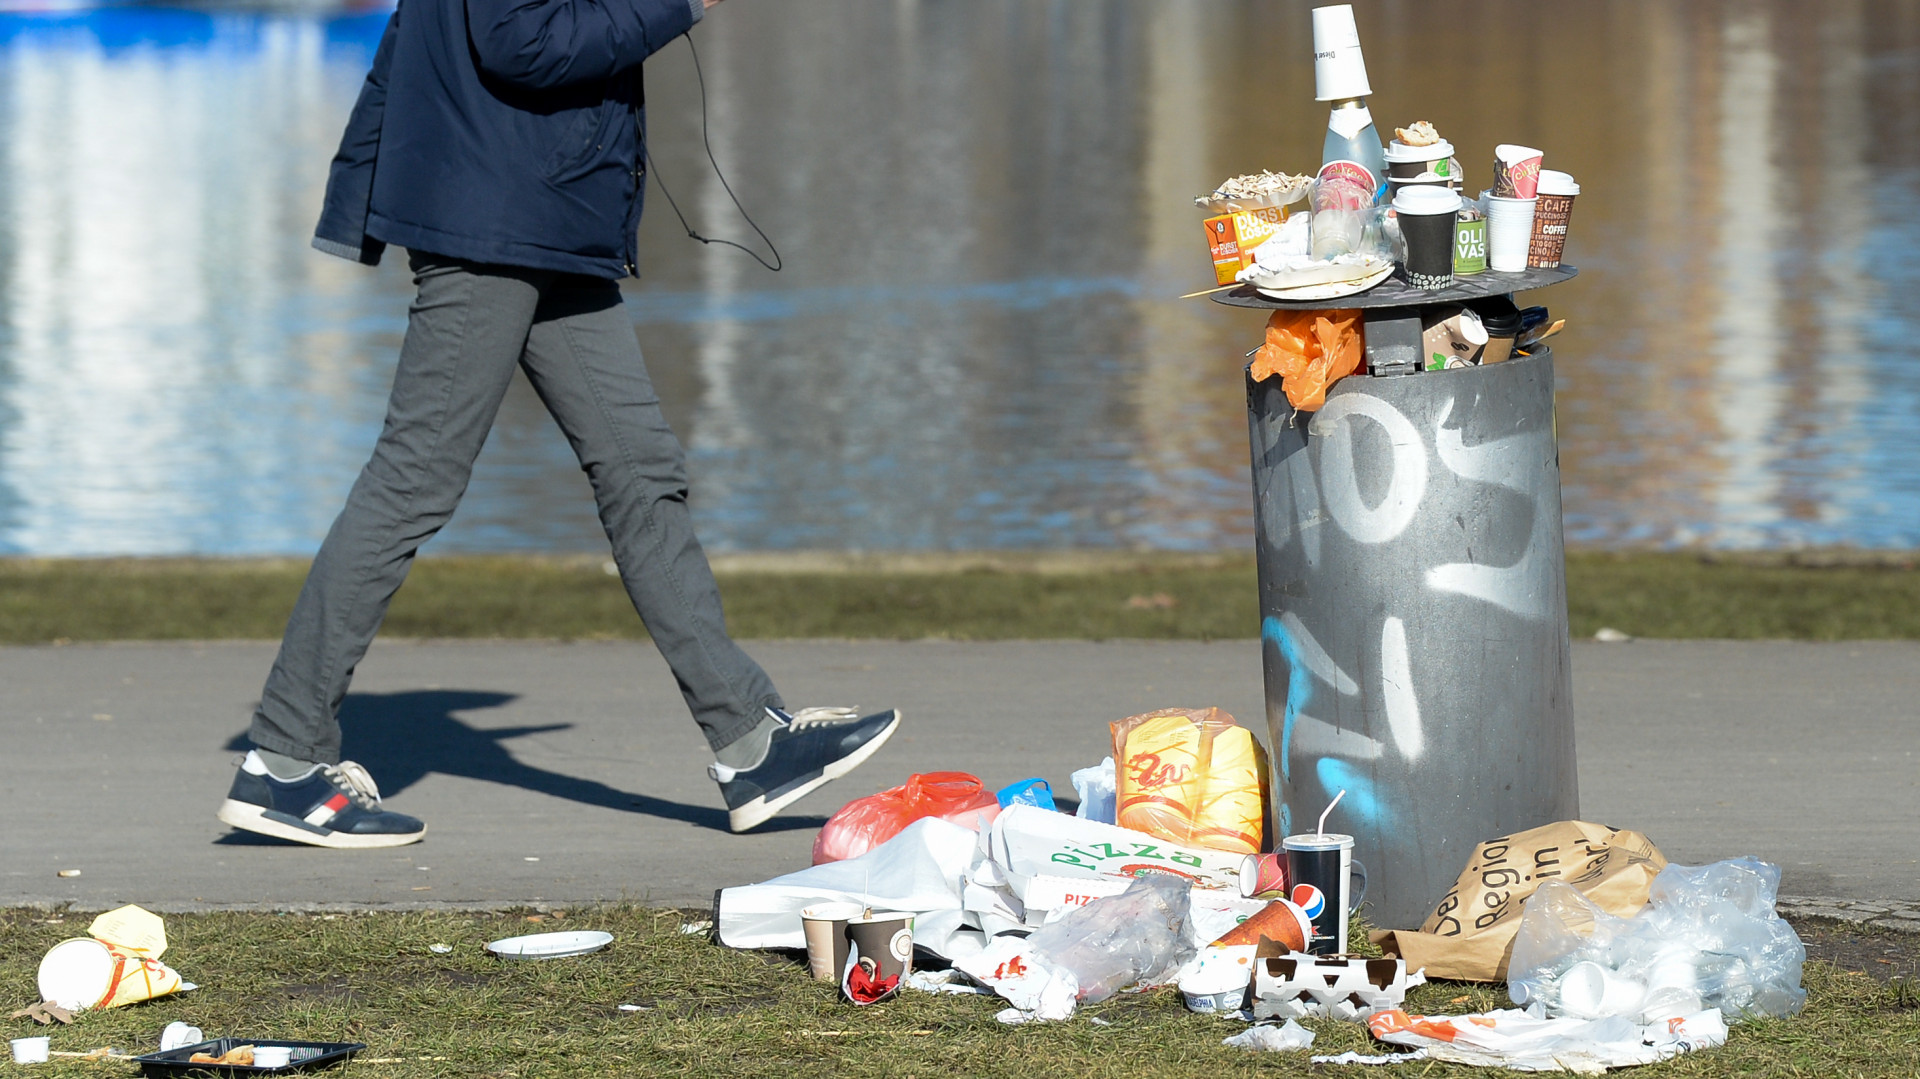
[485,931,614,959]
[1254,262,1393,301]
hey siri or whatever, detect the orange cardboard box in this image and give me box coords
[1203,204,1293,286]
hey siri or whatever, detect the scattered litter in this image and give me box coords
[1252,954,1425,1021]
[10,1036,50,1064]
[49,1047,131,1061]
[1368,1006,1727,1072]
[616,1004,651,1012]
[1508,857,1806,1022]
[1068,758,1115,824]
[905,969,991,996]
[996,777,1055,811]
[1223,1019,1315,1052]
[56,870,81,879]
[159,1023,203,1052]
[1593,627,1633,642]
[813,772,1000,865]
[136,1039,366,1075]
[523,857,540,862]
[1088,1016,1113,1027]
[484,931,613,960]
[428,944,453,954]
[678,921,712,936]
[1311,1049,1430,1066]
[796,1030,934,1037]
[37,906,187,1012]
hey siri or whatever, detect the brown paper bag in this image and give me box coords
[1372,821,1664,983]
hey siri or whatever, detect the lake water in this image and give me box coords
[1,0,1916,556]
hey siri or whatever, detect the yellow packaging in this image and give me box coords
[1112,707,1264,854]
[1202,204,1292,286]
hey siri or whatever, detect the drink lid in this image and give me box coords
[1312,6,1372,100]
[1383,138,1454,163]
[1392,185,1462,215]
[1537,169,1580,195]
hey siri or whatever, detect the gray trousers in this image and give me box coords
[249,252,781,764]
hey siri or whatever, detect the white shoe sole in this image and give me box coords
[728,712,902,833]
[216,799,426,849]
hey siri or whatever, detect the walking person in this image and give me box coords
[216,0,898,847]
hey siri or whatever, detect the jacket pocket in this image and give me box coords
[543,99,613,182]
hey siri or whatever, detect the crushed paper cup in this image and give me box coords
[1491,144,1543,199]
[37,938,183,1012]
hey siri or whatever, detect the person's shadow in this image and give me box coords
[219,690,826,840]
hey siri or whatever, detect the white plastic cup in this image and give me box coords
[11,1036,51,1064]
[251,1046,293,1069]
[1485,194,1538,272]
[1312,5,1372,100]
[1558,961,1648,1019]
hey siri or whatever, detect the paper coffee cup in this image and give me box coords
[1491,144,1543,199]
[1393,185,1462,291]
[1208,897,1313,952]
[37,937,183,1011]
[800,902,863,983]
[1312,5,1371,101]
[1239,853,1289,899]
[1383,138,1454,180]
[841,911,913,1005]
[11,1037,51,1065]
[1484,194,1538,273]
[1527,169,1579,268]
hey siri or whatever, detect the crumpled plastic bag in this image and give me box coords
[1224,1019,1316,1052]
[1112,707,1263,854]
[1369,1006,1728,1074]
[1249,309,1364,412]
[1070,757,1116,824]
[957,874,1196,1019]
[1508,857,1806,1023]
[813,772,1002,864]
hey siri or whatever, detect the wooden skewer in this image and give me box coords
[1177,283,1239,299]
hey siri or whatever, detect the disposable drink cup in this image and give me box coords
[11,1037,51,1064]
[37,937,182,1011]
[1393,185,1462,291]
[1282,833,1366,955]
[1383,137,1455,181]
[1559,961,1647,1019]
[1238,852,1289,899]
[1527,169,1579,268]
[800,902,863,983]
[1485,194,1538,273]
[841,911,913,1005]
[1492,143,1543,198]
[252,1046,293,1069]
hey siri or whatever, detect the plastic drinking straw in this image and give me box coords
[1316,789,1347,839]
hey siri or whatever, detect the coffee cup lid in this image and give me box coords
[1537,169,1580,195]
[1392,186,1461,215]
[1384,138,1454,163]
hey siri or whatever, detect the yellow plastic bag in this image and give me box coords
[1111,707,1264,854]
[1249,308,1364,411]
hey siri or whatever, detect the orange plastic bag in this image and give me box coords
[811,772,1002,865]
[1249,308,1364,411]
[1112,707,1264,855]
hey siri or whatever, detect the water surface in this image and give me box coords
[1,0,1915,555]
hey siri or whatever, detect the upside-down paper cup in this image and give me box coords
[37,937,183,1011]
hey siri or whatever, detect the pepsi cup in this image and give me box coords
[1282,833,1367,955]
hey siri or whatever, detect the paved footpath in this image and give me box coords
[2,640,1916,928]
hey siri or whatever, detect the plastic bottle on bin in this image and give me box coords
[1312,5,1386,204]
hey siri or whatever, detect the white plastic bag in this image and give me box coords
[1070,757,1116,824]
[1508,857,1806,1023]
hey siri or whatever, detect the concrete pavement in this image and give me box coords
[3,639,1916,918]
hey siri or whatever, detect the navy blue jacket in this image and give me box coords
[313,0,701,278]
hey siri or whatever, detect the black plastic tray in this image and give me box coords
[134,1039,366,1078]
[1211,264,1577,311]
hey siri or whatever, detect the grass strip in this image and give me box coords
[2,907,1914,1079]
[1,551,1917,644]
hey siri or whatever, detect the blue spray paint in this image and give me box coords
[1315,757,1387,830]
[1261,615,1316,785]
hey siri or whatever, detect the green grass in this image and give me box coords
[1,551,1917,644]
[2,907,1914,1078]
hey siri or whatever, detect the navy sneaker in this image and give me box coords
[216,751,426,848]
[710,707,901,832]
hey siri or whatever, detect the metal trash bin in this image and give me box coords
[1227,274,1579,931]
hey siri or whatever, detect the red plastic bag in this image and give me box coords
[811,772,1003,865]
